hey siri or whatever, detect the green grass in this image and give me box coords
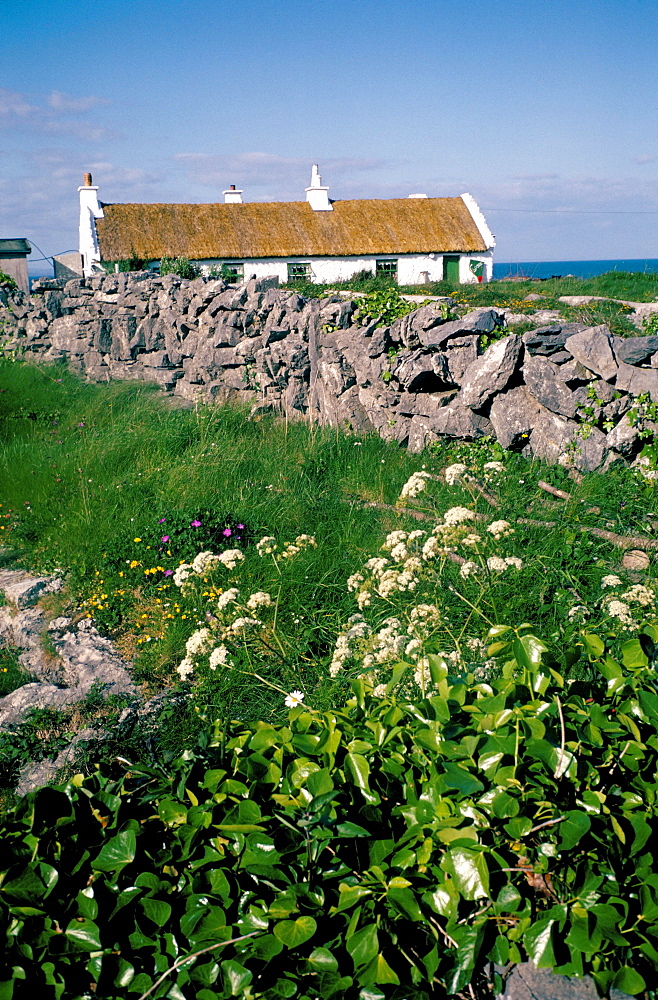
[0,645,30,697]
[1,356,657,765]
[282,270,658,337]
[283,268,658,303]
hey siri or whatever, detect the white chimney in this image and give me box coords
[78,172,104,277]
[223,184,243,204]
[305,164,332,211]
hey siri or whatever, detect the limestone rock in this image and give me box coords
[499,961,632,1000]
[0,569,62,610]
[615,361,658,400]
[431,401,493,439]
[460,335,523,409]
[564,326,618,381]
[489,386,542,449]
[522,356,578,417]
[614,335,658,365]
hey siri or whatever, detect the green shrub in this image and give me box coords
[160,256,202,280]
[0,270,18,290]
[0,625,657,997]
[642,312,658,336]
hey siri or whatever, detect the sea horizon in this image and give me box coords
[493,258,658,280]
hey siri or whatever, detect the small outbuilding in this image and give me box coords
[80,166,495,285]
[0,238,31,293]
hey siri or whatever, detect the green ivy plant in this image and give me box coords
[355,288,426,329]
[160,257,201,280]
[629,392,658,473]
[1,624,657,998]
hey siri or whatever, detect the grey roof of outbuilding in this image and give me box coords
[0,239,31,255]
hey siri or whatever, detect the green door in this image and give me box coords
[443,255,460,282]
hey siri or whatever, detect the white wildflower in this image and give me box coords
[408,529,426,543]
[601,575,622,589]
[192,551,220,574]
[622,584,655,607]
[383,530,408,550]
[217,587,240,609]
[607,600,634,625]
[568,605,588,622]
[403,557,423,574]
[399,471,432,499]
[444,506,476,526]
[504,556,523,570]
[173,563,192,587]
[365,557,390,575]
[372,683,388,698]
[410,603,441,624]
[347,572,365,592]
[209,645,231,669]
[257,536,277,556]
[246,591,273,610]
[487,520,514,540]
[414,657,432,688]
[177,657,194,680]
[284,690,305,708]
[483,461,505,475]
[227,616,261,633]
[405,638,422,658]
[461,533,482,548]
[185,627,211,655]
[356,589,372,609]
[218,549,245,570]
[445,463,468,485]
[460,560,480,579]
[422,536,441,560]
[390,542,409,562]
[487,556,508,573]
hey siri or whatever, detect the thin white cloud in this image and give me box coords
[173,151,387,199]
[635,154,656,165]
[47,90,111,113]
[0,87,113,141]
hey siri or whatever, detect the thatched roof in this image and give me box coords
[96,197,488,261]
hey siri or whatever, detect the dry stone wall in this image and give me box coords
[3,273,658,472]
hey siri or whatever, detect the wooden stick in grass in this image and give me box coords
[537,480,572,501]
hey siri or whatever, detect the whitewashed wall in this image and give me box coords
[191,250,494,285]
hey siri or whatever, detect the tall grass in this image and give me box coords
[1,357,657,757]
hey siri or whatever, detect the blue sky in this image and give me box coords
[2,0,657,270]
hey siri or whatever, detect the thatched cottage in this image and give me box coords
[79,166,495,285]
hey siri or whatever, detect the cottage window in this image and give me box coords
[220,262,244,282]
[287,261,311,281]
[376,258,398,279]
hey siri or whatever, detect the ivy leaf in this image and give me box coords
[361,954,399,986]
[524,918,556,967]
[221,959,252,996]
[345,753,379,804]
[558,810,591,850]
[1,863,58,904]
[141,898,172,926]
[273,916,317,948]
[307,947,338,972]
[440,762,484,796]
[65,917,102,952]
[158,798,188,827]
[91,830,136,873]
[440,848,489,900]
[346,923,379,968]
[612,967,646,994]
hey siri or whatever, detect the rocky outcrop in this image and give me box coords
[3,274,658,472]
